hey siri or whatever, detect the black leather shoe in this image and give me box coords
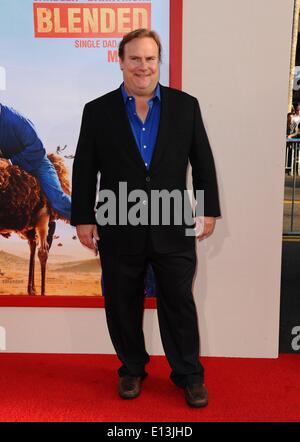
[119,376,142,399]
[184,384,208,408]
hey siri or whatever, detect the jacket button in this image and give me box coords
[146,176,151,182]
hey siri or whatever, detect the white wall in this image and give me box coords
[183,0,293,357]
[0,0,294,357]
[0,307,164,355]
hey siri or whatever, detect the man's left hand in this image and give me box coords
[195,216,216,241]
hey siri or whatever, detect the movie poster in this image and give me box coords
[0,0,170,299]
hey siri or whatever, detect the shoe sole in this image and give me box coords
[119,391,140,399]
[185,399,208,408]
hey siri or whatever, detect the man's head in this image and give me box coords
[118,29,161,97]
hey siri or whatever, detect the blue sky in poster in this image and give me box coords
[0,0,170,157]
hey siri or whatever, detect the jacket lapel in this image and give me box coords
[105,87,147,170]
[148,84,169,174]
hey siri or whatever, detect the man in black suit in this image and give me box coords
[71,29,220,408]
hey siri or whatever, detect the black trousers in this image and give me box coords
[98,237,204,388]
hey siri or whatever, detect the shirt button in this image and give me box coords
[143,145,147,149]
[142,128,146,131]
[146,176,150,182]
[145,163,148,167]
[142,200,147,205]
[129,97,132,100]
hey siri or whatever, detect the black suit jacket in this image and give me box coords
[71,85,220,254]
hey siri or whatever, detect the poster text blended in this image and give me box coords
[34,3,151,38]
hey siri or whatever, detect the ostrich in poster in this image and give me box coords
[0,153,70,295]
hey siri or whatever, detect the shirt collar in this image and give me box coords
[121,82,161,104]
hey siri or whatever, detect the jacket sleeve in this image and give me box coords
[189,98,221,217]
[10,117,46,172]
[71,104,99,226]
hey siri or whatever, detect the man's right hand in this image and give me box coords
[76,224,100,256]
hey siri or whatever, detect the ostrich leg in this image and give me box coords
[38,246,48,296]
[27,237,37,295]
[36,211,50,296]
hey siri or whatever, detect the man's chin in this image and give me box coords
[135,81,150,89]
[135,81,157,93]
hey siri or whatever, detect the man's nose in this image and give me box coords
[139,59,148,69]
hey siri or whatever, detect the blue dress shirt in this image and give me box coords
[121,83,161,170]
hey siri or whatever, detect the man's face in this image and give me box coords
[120,37,160,97]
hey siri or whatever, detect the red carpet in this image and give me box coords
[0,353,299,422]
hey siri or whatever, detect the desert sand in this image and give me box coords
[0,250,102,296]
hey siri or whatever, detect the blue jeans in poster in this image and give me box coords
[32,155,71,220]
